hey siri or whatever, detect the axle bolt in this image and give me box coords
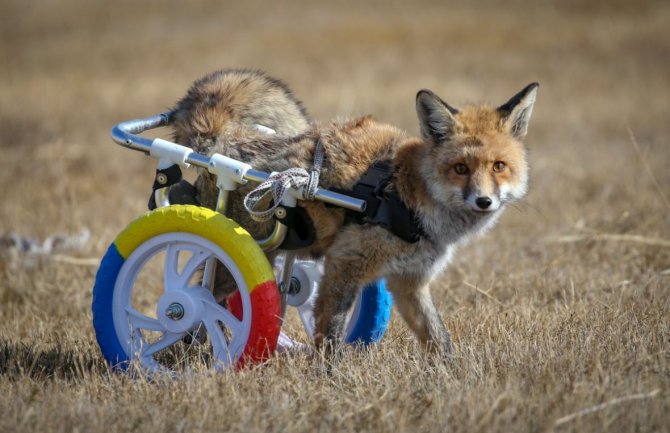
[165,302,185,321]
[288,277,301,295]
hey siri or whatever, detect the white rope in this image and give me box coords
[243,140,324,222]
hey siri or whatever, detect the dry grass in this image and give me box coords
[1,0,669,431]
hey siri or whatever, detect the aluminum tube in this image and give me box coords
[312,188,366,212]
[111,125,153,153]
[111,112,171,153]
[201,257,218,290]
[215,189,229,215]
[243,169,270,183]
[257,223,288,251]
[279,251,297,320]
[111,114,366,212]
[154,187,171,208]
[185,153,210,169]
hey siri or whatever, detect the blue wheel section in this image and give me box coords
[345,279,393,345]
[91,243,130,370]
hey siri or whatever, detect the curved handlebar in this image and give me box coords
[110,113,367,213]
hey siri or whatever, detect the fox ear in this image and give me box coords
[497,82,539,139]
[416,89,459,143]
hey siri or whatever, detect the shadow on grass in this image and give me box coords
[0,340,108,381]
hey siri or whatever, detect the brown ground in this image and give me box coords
[1,0,668,432]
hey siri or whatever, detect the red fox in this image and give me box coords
[171,69,538,355]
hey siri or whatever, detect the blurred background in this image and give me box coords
[1,0,668,245]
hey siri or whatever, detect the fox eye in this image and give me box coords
[453,163,469,175]
[493,161,506,173]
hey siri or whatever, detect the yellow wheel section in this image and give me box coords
[114,205,274,292]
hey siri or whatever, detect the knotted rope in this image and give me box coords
[243,140,324,222]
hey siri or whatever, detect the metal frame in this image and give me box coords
[111,112,367,320]
[111,112,367,213]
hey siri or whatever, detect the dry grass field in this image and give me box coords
[1,0,669,431]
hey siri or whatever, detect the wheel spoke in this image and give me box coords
[203,318,232,367]
[163,244,212,291]
[178,249,212,286]
[202,299,244,336]
[126,307,164,332]
[140,331,183,359]
[297,302,316,340]
[163,244,180,291]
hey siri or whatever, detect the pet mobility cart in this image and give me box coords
[92,112,392,373]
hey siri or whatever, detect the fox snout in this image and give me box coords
[466,191,500,213]
[460,165,506,213]
[474,196,495,211]
[475,196,492,209]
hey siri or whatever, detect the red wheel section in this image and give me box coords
[228,280,281,367]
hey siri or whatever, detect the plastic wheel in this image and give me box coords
[92,205,281,372]
[275,257,392,347]
[344,279,392,344]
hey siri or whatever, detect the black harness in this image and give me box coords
[332,160,427,243]
[148,160,427,248]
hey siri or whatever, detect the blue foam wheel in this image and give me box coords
[345,279,393,345]
[92,243,129,370]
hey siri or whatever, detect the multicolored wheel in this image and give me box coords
[92,205,281,372]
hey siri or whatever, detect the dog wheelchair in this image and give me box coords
[92,112,393,373]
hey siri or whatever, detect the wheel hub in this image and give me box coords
[156,287,214,333]
[286,260,320,307]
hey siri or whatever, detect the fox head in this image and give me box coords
[415,83,538,216]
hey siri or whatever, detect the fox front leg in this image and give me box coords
[386,274,453,355]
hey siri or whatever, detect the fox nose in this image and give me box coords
[475,197,493,209]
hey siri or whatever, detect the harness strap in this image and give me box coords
[334,160,427,243]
